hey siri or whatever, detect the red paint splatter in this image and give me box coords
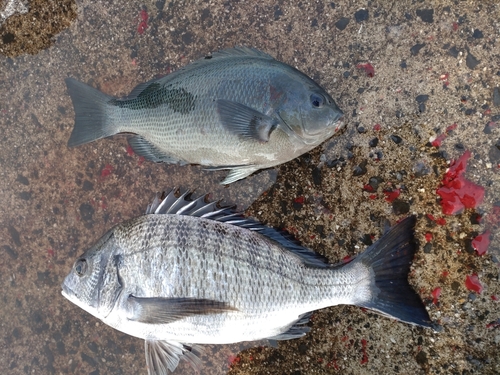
[228,355,240,367]
[471,230,491,256]
[384,188,400,202]
[431,123,457,147]
[436,151,485,215]
[491,295,499,301]
[446,123,457,132]
[369,194,377,200]
[436,217,447,225]
[452,22,459,31]
[100,164,114,179]
[425,232,433,242]
[357,63,375,77]
[47,248,55,257]
[327,358,339,370]
[431,287,441,305]
[486,320,500,329]
[138,156,145,166]
[360,339,368,364]
[431,133,447,147]
[465,274,483,293]
[294,196,305,204]
[373,123,381,131]
[126,145,135,156]
[441,270,449,278]
[363,184,374,192]
[137,9,149,34]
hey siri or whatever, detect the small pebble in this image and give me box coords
[472,29,483,39]
[390,135,403,144]
[448,46,460,58]
[468,293,477,302]
[423,242,432,253]
[416,8,434,23]
[353,160,368,176]
[400,60,407,69]
[392,200,410,214]
[369,138,379,147]
[343,71,350,78]
[416,94,429,103]
[335,17,350,30]
[466,52,480,69]
[368,176,384,190]
[493,87,500,107]
[355,9,369,22]
[411,43,425,56]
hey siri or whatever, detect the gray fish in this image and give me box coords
[62,190,434,374]
[65,47,344,184]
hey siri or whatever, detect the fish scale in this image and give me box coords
[62,190,434,374]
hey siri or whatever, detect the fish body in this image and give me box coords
[65,47,344,184]
[62,191,433,374]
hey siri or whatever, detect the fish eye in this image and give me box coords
[75,259,87,277]
[310,93,325,108]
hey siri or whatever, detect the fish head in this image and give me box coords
[61,229,123,320]
[276,77,344,145]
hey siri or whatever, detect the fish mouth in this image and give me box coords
[278,112,345,145]
[61,282,73,300]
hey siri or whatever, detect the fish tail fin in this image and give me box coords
[65,78,117,147]
[352,216,435,329]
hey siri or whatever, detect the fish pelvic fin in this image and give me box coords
[65,78,116,147]
[352,216,437,330]
[145,340,203,375]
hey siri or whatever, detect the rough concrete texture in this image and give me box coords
[0,0,499,374]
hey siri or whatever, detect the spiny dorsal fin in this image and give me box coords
[145,189,330,268]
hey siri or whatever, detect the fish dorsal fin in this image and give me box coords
[124,80,161,99]
[117,47,274,100]
[144,340,203,374]
[145,189,330,268]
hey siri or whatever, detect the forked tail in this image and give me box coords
[353,216,435,328]
[65,78,117,147]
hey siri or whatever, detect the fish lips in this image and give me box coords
[279,110,345,145]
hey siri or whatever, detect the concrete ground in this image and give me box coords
[0,0,499,374]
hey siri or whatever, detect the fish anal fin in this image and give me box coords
[220,166,259,185]
[145,340,203,374]
[267,312,312,341]
[128,296,238,324]
[217,99,278,143]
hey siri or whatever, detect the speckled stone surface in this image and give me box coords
[0,0,499,374]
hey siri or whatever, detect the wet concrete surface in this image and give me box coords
[1,0,499,374]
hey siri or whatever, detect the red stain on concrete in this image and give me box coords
[436,151,485,215]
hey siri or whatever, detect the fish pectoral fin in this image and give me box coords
[217,99,278,142]
[128,136,187,165]
[127,296,237,324]
[145,340,203,374]
[220,166,259,185]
